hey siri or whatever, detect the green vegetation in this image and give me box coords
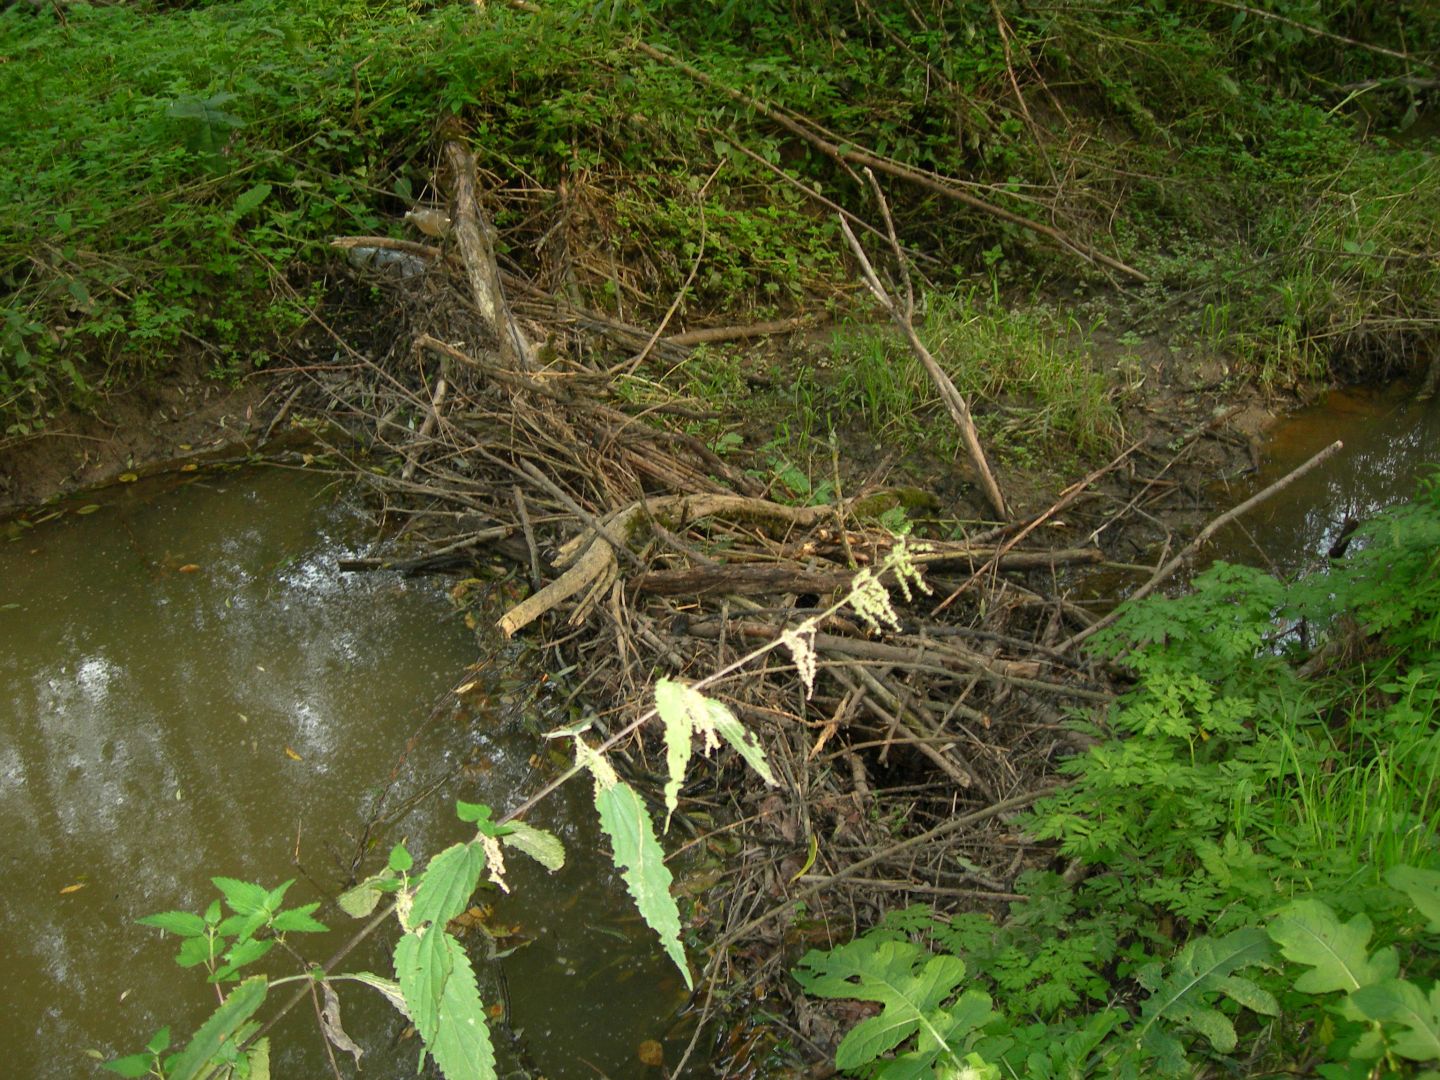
[795,472,1440,1076]
[3,0,1436,448]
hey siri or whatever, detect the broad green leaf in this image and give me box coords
[792,937,979,1070]
[262,880,294,914]
[270,902,327,934]
[1350,980,1440,1063]
[1269,900,1381,993]
[1134,928,1272,1057]
[176,934,219,969]
[167,976,268,1080]
[213,877,270,916]
[396,928,452,1041]
[136,910,206,937]
[426,933,496,1080]
[145,1028,171,1054]
[591,772,691,989]
[457,801,510,836]
[410,842,486,929]
[244,1037,270,1080]
[233,183,271,218]
[1388,866,1440,933]
[500,822,565,872]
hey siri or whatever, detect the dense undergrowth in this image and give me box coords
[1,0,1436,445]
[796,471,1440,1077]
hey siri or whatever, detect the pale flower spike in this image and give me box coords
[782,623,818,699]
[480,833,509,893]
[849,568,901,633]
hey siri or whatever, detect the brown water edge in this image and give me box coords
[1207,381,1440,575]
[0,464,692,1079]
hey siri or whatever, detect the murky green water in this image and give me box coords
[1212,382,1440,572]
[0,466,688,1078]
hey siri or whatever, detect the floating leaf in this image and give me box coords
[59,882,87,895]
[637,1039,664,1066]
[118,472,138,483]
[283,746,302,761]
[177,564,201,573]
[74,504,100,515]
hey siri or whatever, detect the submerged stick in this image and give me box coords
[1058,439,1345,653]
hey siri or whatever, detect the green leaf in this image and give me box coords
[655,679,775,831]
[213,877,270,916]
[792,937,991,1070]
[167,976,268,1080]
[1134,928,1273,1059]
[204,900,222,925]
[101,1053,153,1077]
[270,903,328,934]
[176,934,220,969]
[707,701,776,787]
[1350,980,1440,1063]
[389,844,413,873]
[244,1036,271,1080]
[395,930,496,1078]
[590,769,691,989]
[233,183,272,219]
[1269,900,1383,993]
[136,910,206,937]
[145,1028,171,1054]
[1388,866,1440,933]
[410,842,486,930]
[338,875,389,919]
[212,938,274,981]
[500,822,565,872]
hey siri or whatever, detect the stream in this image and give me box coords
[0,465,689,1078]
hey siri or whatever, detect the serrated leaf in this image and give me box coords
[204,900,222,925]
[1350,980,1440,1062]
[176,934,219,969]
[411,842,486,929]
[145,1027,171,1054]
[707,702,776,786]
[233,182,271,218]
[1388,866,1440,933]
[167,976,267,1080]
[245,1037,270,1080]
[213,877,270,916]
[1269,900,1380,993]
[262,880,293,914]
[136,910,207,937]
[271,903,328,934]
[396,929,451,1039]
[425,934,495,1080]
[592,774,691,989]
[500,822,565,872]
[792,937,983,1070]
[212,938,274,981]
[390,844,413,872]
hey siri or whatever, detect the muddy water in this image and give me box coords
[0,466,688,1078]
[1211,383,1440,573]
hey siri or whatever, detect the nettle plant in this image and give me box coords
[105,539,928,1078]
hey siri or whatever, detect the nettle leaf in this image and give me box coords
[347,971,410,1020]
[136,910,206,937]
[1133,928,1274,1067]
[793,937,992,1072]
[167,976,268,1080]
[500,821,565,872]
[579,738,690,988]
[655,679,775,829]
[233,182,271,219]
[176,934,221,969]
[1349,979,1440,1063]
[212,938,274,982]
[213,877,270,916]
[1269,899,1388,994]
[270,902,328,934]
[1388,865,1440,933]
[410,842,486,930]
[396,929,495,1080]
